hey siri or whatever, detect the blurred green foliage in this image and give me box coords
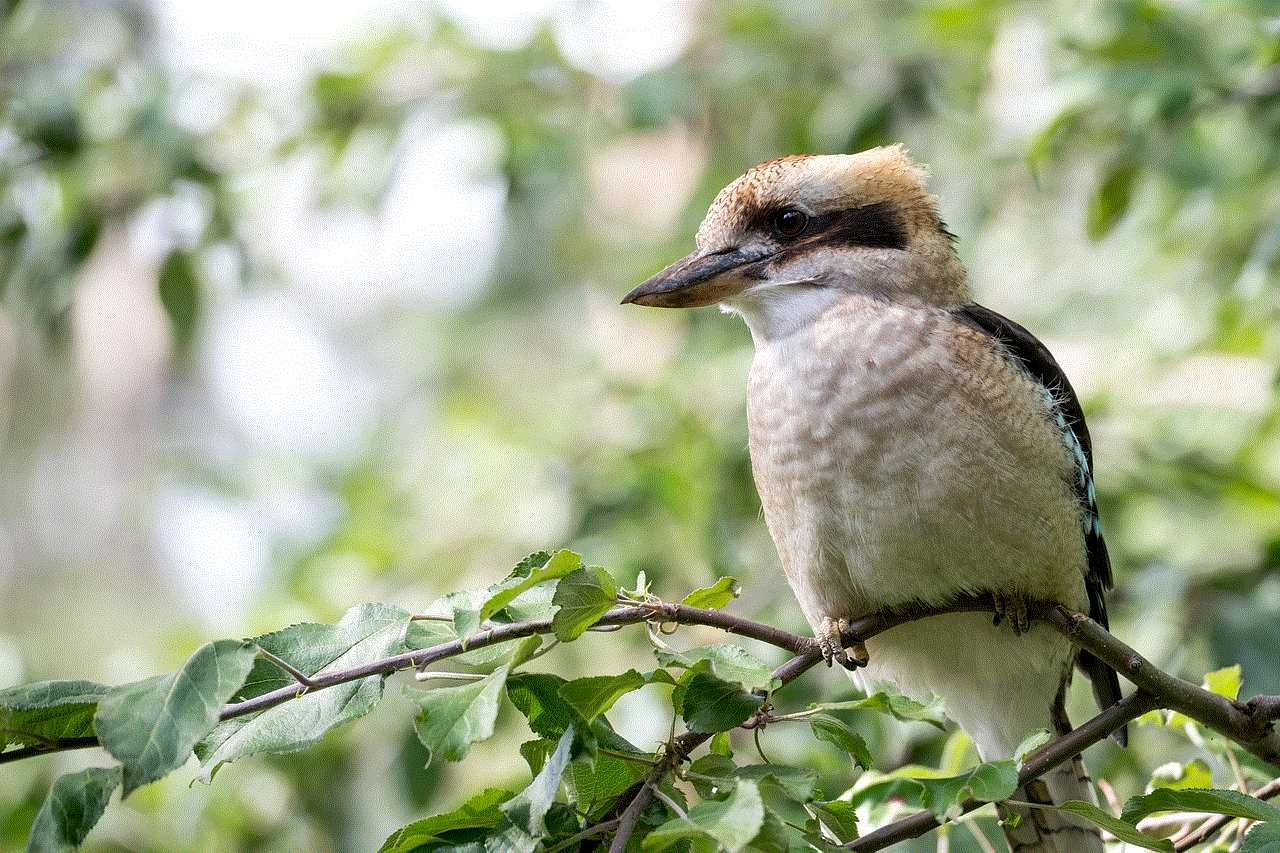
[1,0,1278,851]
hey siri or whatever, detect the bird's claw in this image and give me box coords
[818,616,869,670]
[991,591,1030,635]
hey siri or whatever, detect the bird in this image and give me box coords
[622,145,1124,853]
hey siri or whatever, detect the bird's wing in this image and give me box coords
[952,302,1125,743]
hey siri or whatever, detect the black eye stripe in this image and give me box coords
[757,201,909,251]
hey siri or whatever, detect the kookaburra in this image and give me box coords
[623,146,1124,853]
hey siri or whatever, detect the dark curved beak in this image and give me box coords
[621,247,764,308]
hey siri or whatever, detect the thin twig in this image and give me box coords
[257,648,321,689]
[1044,605,1280,763]
[1173,776,1280,851]
[412,671,487,683]
[844,690,1164,852]
[543,818,620,853]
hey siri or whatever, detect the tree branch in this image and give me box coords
[845,690,1164,852]
[1043,604,1280,762]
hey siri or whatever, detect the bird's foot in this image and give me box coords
[817,616,869,670]
[991,591,1030,635]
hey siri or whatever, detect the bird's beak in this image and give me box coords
[621,247,764,308]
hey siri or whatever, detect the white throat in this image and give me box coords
[721,282,850,347]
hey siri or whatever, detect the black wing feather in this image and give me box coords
[953,303,1126,746]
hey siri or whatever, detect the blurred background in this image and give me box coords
[1,1,1278,850]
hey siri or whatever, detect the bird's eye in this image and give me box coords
[770,208,809,238]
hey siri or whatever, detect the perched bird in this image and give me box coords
[623,146,1124,853]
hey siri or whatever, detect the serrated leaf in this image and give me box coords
[0,680,108,750]
[24,765,121,853]
[565,750,650,817]
[736,764,820,801]
[377,788,512,853]
[681,671,758,733]
[551,566,617,641]
[818,692,947,729]
[489,729,575,853]
[506,673,589,742]
[1087,158,1138,241]
[505,673,608,760]
[441,587,489,641]
[510,551,555,577]
[1053,800,1174,852]
[806,799,860,845]
[1121,788,1280,825]
[655,644,777,692]
[681,577,740,609]
[1241,823,1280,853]
[688,753,739,798]
[94,639,257,795]
[917,760,1018,821]
[809,714,873,769]
[410,665,509,764]
[558,670,647,722]
[686,757,817,804]
[749,810,791,853]
[480,550,581,623]
[643,778,764,853]
[196,604,411,777]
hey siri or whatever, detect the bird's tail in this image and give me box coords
[999,753,1104,853]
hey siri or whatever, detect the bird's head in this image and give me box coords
[622,145,971,342]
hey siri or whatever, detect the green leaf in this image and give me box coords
[686,756,817,803]
[1151,758,1213,790]
[94,639,257,795]
[818,692,947,729]
[805,799,860,846]
[558,670,648,722]
[196,604,411,777]
[564,750,650,817]
[681,577,740,609]
[410,665,509,764]
[809,714,873,769]
[0,680,108,750]
[643,778,764,853]
[1170,667,1242,728]
[1053,800,1174,852]
[1240,823,1280,853]
[510,635,546,669]
[680,671,758,733]
[551,566,617,641]
[440,587,488,641]
[506,673,589,743]
[489,729,575,853]
[1121,788,1280,825]
[736,764,820,801]
[1203,665,1242,700]
[24,766,121,853]
[157,250,201,358]
[480,549,581,623]
[917,760,1018,821]
[1086,157,1138,241]
[377,788,512,853]
[505,672,628,760]
[655,644,778,692]
[1013,729,1053,764]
